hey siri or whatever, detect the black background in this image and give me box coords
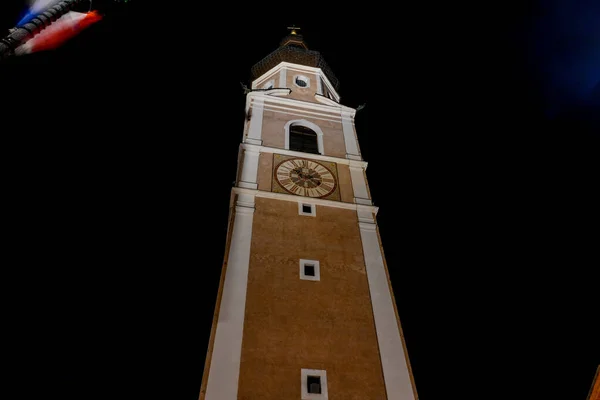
[1,1,598,399]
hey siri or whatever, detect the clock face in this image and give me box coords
[274,158,337,198]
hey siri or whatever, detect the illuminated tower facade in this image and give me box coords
[199,28,418,400]
[588,366,600,400]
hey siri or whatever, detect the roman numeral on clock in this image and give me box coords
[306,188,320,197]
[279,177,292,186]
[315,185,329,196]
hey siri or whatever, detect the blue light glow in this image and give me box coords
[528,0,600,115]
[17,10,36,26]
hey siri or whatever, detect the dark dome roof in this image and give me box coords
[251,34,339,91]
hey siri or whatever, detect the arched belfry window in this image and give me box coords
[284,120,325,155]
[289,125,318,154]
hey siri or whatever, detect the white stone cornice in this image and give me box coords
[357,204,377,224]
[235,205,255,215]
[348,159,367,169]
[243,145,261,154]
[241,142,368,169]
[358,221,378,232]
[246,89,355,116]
[261,103,343,124]
[261,88,291,97]
[233,186,379,215]
[341,109,356,118]
[314,94,340,107]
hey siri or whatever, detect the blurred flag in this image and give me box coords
[15,10,102,55]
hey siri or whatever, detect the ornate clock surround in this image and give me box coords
[272,154,341,201]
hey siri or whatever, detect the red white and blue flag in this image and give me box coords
[15,1,102,55]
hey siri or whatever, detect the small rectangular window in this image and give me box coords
[304,264,315,276]
[301,368,328,399]
[307,376,321,394]
[299,259,320,281]
[298,202,316,216]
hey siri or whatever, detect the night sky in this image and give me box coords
[2,1,598,399]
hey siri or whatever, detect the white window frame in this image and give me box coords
[301,368,328,399]
[299,259,320,281]
[294,74,310,88]
[298,202,316,217]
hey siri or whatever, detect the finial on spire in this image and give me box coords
[287,25,301,35]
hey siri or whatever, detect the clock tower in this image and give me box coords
[199,28,418,400]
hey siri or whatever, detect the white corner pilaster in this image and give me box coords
[204,193,256,400]
[238,145,260,190]
[342,111,361,161]
[316,75,323,95]
[279,67,287,88]
[358,216,415,400]
[245,97,264,146]
[349,162,371,205]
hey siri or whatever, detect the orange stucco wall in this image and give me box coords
[237,197,387,399]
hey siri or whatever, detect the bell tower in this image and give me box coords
[199,28,418,400]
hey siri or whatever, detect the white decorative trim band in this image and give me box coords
[237,182,258,190]
[246,87,352,116]
[233,187,378,215]
[358,221,377,231]
[355,197,373,206]
[261,103,342,124]
[240,143,368,169]
[314,94,339,107]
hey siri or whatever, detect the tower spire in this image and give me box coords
[279,25,308,49]
[287,25,300,35]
